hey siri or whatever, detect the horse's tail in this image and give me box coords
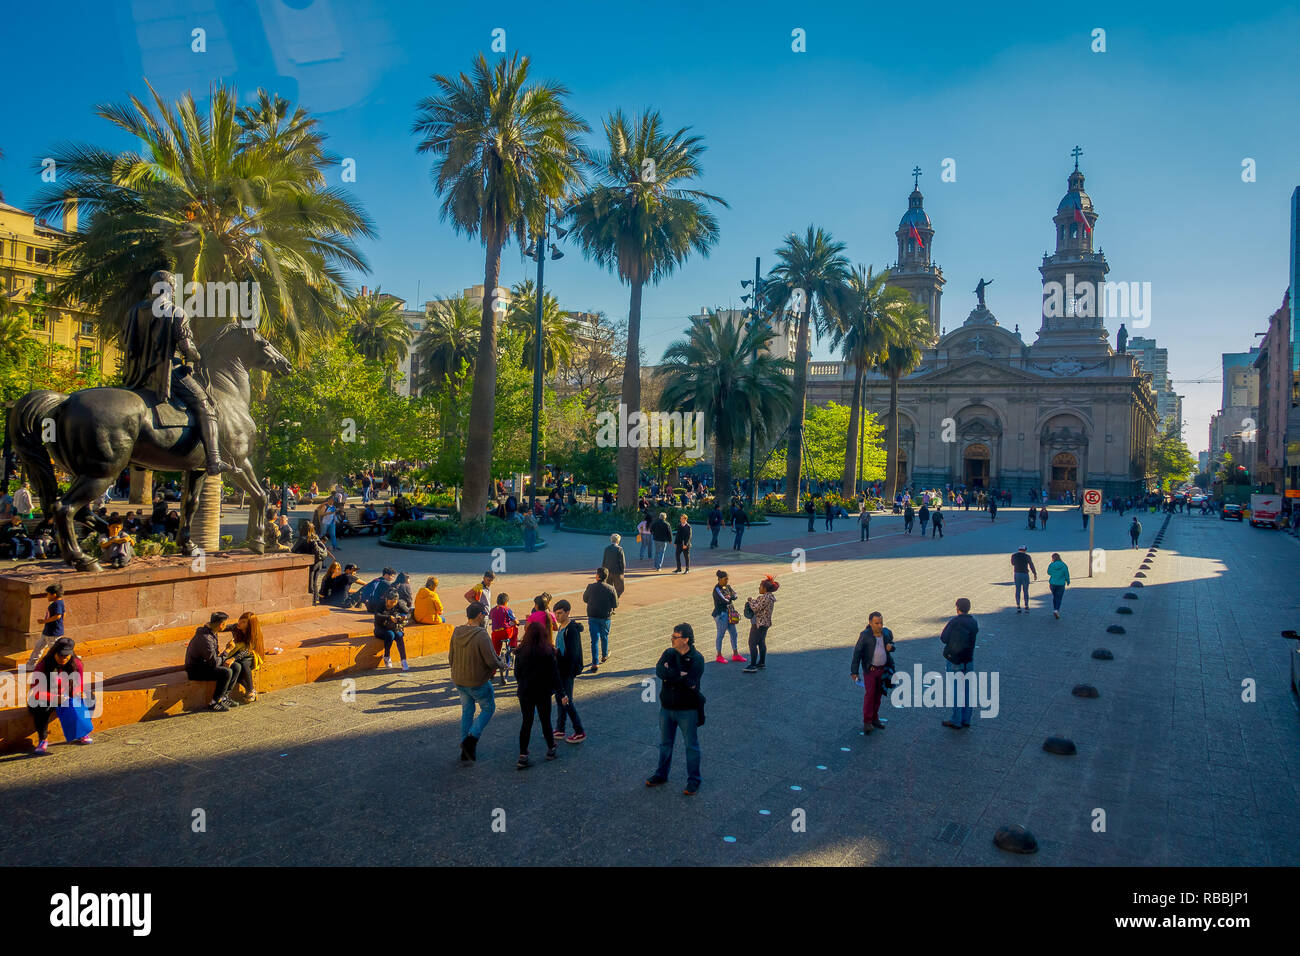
[8,390,67,519]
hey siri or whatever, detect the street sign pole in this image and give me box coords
[1088,518,1095,577]
[1082,488,1102,577]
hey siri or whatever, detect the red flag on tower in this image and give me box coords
[909,224,925,248]
[1073,200,1091,235]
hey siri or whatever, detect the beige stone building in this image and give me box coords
[807,157,1159,499]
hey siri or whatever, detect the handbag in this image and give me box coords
[742,601,755,620]
[56,696,94,741]
[726,604,741,626]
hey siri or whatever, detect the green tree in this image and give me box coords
[1153,418,1197,491]
[764,226,852,509]
[878,302,934,500]
[506,278,576,374]
[347,289,410,368]
[657,311,796,499]
[761,402,885,488]
[413,52,588,525]
[566,108,726,509]
[829,266,910,495]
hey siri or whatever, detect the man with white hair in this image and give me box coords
[602,533,626,597]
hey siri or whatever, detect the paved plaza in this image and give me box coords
[3,506,1298,866]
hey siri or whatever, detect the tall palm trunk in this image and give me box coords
[713,405,733,504]
[884,371,901,501]
[783,306,812,510]
[840,361,864,495]
[460,238,505,524]
[196,473,222,552]
[616,280,645,510]
[129,467,152,506]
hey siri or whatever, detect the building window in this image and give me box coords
[79,347,95,372]
[26,246,34,262]
[31,313,46,331]
[34,248,50,265]
[80,319,95,336]
[1070,223,1078,239]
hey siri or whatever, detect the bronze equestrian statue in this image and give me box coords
[7,273,293,571]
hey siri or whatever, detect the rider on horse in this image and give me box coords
[120,271,232,475]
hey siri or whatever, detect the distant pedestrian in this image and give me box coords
[650,512,673,571]
[552,600,586,743]
[644,622,705,795]
[940,598,979,730]
[636,514,652,560]
[805,498,816,532]
[1047,552,1070,618]
[1080,503,1089,530]
[711,570,745,663]
[904,502,915,533]
[708,504,723,548]
[824,500,834,531]
[730,504,749,550]
[514,620,564,769]
[27,584,65,668]
[741,574,778,673]
[673,514,692,573]
[1039,506,1049,531]
[582,567,619,672]
[1027,508,1037,531]
[602,533,626,596]
[1010,546,1037,612]
[931,507,944,538]
[989,499,998,521]
[918,503,930,535]
[1129,516,1142,548]
[858,507,871,541]
[449,603,504,762]
[850,611,895,734]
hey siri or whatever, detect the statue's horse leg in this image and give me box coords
[57,474,115,572]
[226,457,268,553]
[175,470,204,557]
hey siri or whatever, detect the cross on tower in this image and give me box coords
[912,166,922,189]
[1071,145,1083,170]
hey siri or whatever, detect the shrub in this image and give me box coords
[387,516,529,548]
[563,504,639,533]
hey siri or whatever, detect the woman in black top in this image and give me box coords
[514,620,567,768]
[320,562,359,606]
[373,590,411,670]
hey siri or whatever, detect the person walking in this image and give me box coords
[708,504,723,549]
[1010,545,1037,612]
[1039,505,1049,531]
[940,598,979,729]
[711,570,745,663]
[741,574,778,673]
[989,497,998,521]
[1129,515,1142,549]
[673,514,692,573]
[449,603,504,762]
[858,506,871,542]
[805,497,816,532]
[581,567,619,673]
[514,620,565,769]
[931,507,944,538]
[824,499,835,531]
[1046,552,1070,618]
[904,501,915,534]
[850,611,895,734]
[730,503,749,551]
[644,622,705,795]
[650,512,673,571]
[602,533,627,596]
[1080,502,1090,530]
[636,513,652,560]
[552,600,586,743]
[918,502,930,536]
[1027,507,1037,531]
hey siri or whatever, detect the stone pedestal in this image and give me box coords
[0,550,315,653]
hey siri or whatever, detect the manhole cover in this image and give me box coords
[938,822,970,845]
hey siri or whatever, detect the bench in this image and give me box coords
[338,505,395,536]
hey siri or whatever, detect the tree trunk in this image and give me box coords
[714,413,733,507]
[783,305,812,511]
[884,372,901,502]
[459,239,505,525]
[195,473,222,553]
[840,361,864,495]
[616,280,645,510]
[129,467,152,506]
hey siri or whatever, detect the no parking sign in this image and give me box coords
[1083,489,1102,515]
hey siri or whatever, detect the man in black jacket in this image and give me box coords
[185,612,235,711]
[939,597,979,729]
[645,622,704,795]
[805,498,816,532]
[552,600,586,742]
[582,567,619,673]
[649,512,673,571]
[850,611,895,734]
[707,504,723,549]
[730,504,748,550]
[673,513,692,573]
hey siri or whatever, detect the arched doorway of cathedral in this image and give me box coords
[1049,452,1078,498]
[963,443,991,488]
[895,449,908,488]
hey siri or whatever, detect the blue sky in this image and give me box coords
[3,0,1299,454]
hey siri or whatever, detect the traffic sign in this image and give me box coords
[1083,489,1102,515]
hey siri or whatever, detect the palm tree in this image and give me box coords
[658,312,795,499]
[878,302,935,501]
[828,266,911,495]
[413,292,480,397]
[765,226,852,509]
[347,289,410,369]
[506,278,576,374]
[566,109,726,510]
[33,81,375,549]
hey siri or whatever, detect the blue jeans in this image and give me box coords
[326,521,338,549]
[656,708,701,787]
[638,535,652,560]
[946,660,973,726]
[1013,572,1030,606]
[378,629,406,662]
[1050,584,1065,611]
[362,486,371,503]
[589,617,611,663]
[714,612,738,656]
[732,526,744,550]
[653,540,670,570]
[457,681,496,740]
[523,526,536,552]
[710,525,720,547]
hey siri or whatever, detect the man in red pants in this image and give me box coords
[850,612,895,735]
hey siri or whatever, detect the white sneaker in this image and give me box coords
[401,660,410,671]
[383,657,392,668]
[1053,610,1060,619]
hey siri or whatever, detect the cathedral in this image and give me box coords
[806,152,1159,499]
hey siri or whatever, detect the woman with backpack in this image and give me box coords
[514,620,567,768]
[741,575,779,673]
[711,570,745,664]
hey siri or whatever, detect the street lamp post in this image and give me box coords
[525,207,566,512]
[741,258,764,507]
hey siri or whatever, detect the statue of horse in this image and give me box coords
[7,324,293,571]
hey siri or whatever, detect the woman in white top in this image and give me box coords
[636,515,652,561]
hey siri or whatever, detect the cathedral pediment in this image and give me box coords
[913,358,1043,385]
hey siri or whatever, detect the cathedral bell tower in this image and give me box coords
[1036,146,1110,351]
[891,166,945,335]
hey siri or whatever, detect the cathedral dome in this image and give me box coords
[899,189,931,229]
[1057,169,1092,213]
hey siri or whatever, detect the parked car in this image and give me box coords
[1221,502,1244,521]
